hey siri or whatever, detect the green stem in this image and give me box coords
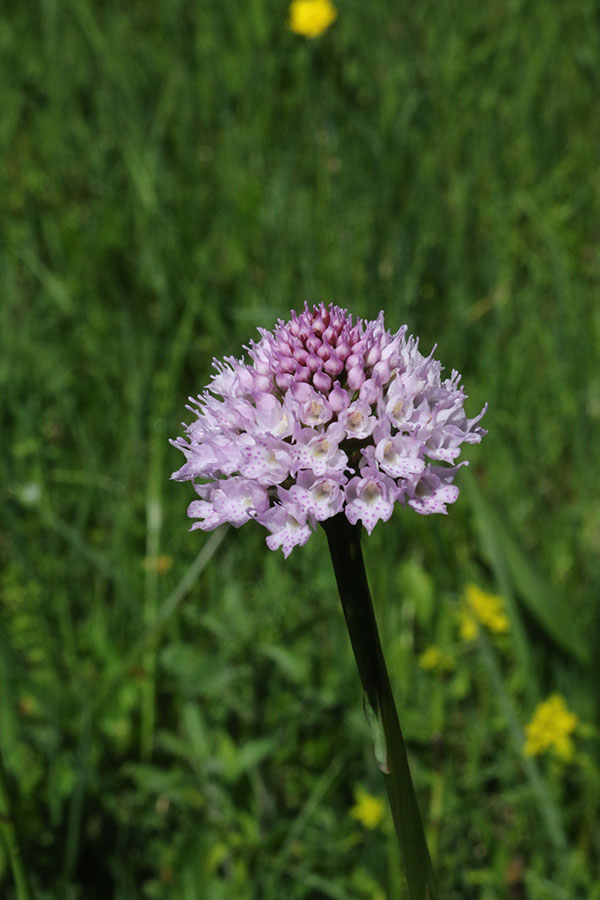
[322,515,439,900]
[140,421,164,760]
[0,749,34,900]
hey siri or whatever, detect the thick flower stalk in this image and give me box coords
[171,303,486,552]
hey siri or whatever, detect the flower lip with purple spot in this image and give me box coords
[171,303,487,555]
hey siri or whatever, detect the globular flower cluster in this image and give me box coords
[171,303,486,556]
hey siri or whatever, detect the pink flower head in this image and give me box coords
[171,303,487,554]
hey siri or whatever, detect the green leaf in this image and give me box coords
[220,735,277,783]
[465,472,589,666]
[363,692,390,774]
[260,643,308,683]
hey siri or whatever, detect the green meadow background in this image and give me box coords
[1,1,599,897]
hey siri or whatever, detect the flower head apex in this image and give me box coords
[171,303,487,555]
[288,0,337,39]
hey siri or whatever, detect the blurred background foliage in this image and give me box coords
[1,0,599,897]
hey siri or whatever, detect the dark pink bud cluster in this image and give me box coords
[250,303,403,404]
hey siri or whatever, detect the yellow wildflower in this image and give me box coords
[419,645,455,673]
[461,583,510,638]
[288,0,337,38]
[350,786,385,829]
[524,694,578,761]
[459,609,479,641]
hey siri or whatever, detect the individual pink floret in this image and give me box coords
[344,469,399,535]
[258,505,313,558]
[188,477,270,529]
[288,470,346,521]
[293,422,348,478]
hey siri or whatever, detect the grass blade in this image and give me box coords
[465,472,589,666]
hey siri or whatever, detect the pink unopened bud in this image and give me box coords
[313,370,332,392]
[346,353,362,370]
[359,379,379,404]
[324,355,344,376]
[330,315,343,335]
[347,366,366,390]
[295,366,311,382]
[294,347,308,365]
[307,353,321,373]
[329,382,350,412]
[372,360,391,383]
[291,382,315,401]
[365,343,381,368]
[335,342,351,362]
[279,356,296,374]
[276,372,294,390]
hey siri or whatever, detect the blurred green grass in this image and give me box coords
[1,0,599,897]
